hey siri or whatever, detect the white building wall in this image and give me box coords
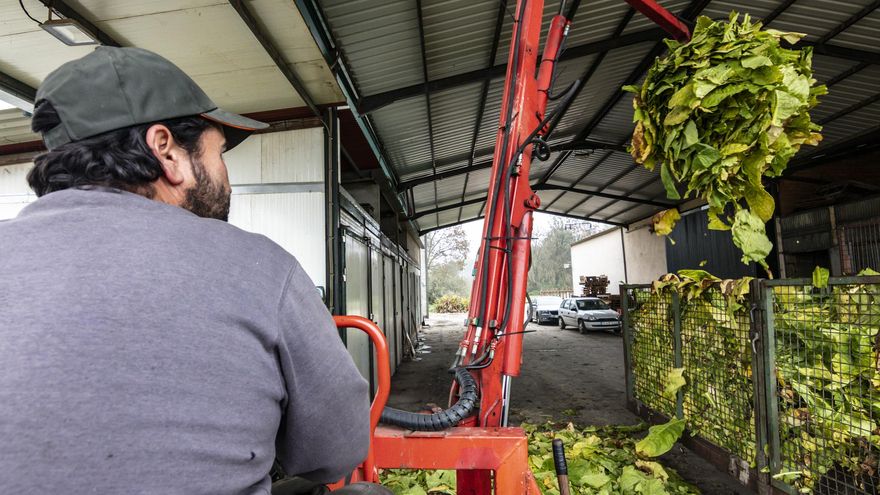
[0,162,37,220]
[622,226,668,284]
[225,127,326,287]
[0,128,327,287]
[570,226,669,294]
[570,228,627,295]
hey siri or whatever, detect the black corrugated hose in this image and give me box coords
[379,367,478,431]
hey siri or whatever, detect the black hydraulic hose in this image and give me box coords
[379,367,478,431]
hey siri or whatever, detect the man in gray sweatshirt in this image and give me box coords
[0,47,387,494]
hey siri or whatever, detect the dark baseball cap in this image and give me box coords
[35,46,268,151]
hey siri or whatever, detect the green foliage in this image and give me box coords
[771,280,880,492]
[632,270,880,492]
[379,423,700,494]
[529,219,577,293]
[425,226,471,304]
[431,294,469,313]
[636,419,687,458]
[632,271,757,464]
[427,261,470,304]
[380,469,456,494]
[811,266,829,289]
[525,422,699,494]
[626,12,826,271]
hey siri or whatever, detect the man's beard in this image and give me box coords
[181,156,231,221]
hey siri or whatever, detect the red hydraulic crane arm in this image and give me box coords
[455,0,574,429]
[455,0,691,431]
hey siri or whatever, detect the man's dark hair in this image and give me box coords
[28,100,217,197]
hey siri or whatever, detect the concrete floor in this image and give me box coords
[386,312,754,494]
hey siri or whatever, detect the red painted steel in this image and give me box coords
[325,2,692,493]
[329,316,391,485]
[624,0,691,41]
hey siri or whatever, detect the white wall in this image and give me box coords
[622,226,668,284]
[570,228,627,295]
[0,128,328,287]
[225,127,327,287]
[0,162,37,220]
[570,226,669,294]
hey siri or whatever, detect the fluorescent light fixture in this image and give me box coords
[0,88,34,114]
[40,18,99,46]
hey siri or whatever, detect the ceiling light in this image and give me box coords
[40,17,99,46]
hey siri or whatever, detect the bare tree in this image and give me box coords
[424,225,471,304]
[424,225,469,273]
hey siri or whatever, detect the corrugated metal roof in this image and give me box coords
[0,0,343,144]
[314,0,880,233]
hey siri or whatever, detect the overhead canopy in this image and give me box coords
[1,1,878,237]
[313,0,880,233]
[0,0,342,149]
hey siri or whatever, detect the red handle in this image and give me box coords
[332,316,391,484]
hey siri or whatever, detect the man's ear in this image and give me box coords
[145,124,185,186]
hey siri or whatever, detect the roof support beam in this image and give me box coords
[37,1,120,47]
[0,72,36,112]
[818,91,880,125]
[415,0,441,226]
[542,150,615,210]
[799,41,880,65]
[816,1,880,45]
[533,183,673,208]
[357,26,667,114]
[410,196,485,220]
[229,0,322,120]
[398,139,621,191]
[762,0,798,25]
[581,175,660,218]
[784,126,880,174]
[824,62,869,86]
[420,209,625,235]
[563,162,640,214]
[458,0,509,223]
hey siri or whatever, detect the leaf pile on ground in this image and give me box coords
[526,422,699,494]
[625,12,826,272]
[378,421,698,494]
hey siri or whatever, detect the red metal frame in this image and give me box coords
[328,2,689,493]
[624,0,691,41]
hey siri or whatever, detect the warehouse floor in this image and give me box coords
[386,313,753,494]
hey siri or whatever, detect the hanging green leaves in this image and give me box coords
[625,12,826,273]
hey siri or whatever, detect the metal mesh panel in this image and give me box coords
[627,286,677,418]
[680,293,756,464]
[838,221,880,276]
[769,279,880,494]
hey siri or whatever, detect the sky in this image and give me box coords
[457,211,590,277]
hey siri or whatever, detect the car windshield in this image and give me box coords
[576,299,609,310]
[535,296,562,306]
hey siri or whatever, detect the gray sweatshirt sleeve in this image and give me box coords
[274,263,371,483]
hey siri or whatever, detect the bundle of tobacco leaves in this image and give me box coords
[624,12,826,273]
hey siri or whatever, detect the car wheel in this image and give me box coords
[578,320,587,334]
[558,318,566,330]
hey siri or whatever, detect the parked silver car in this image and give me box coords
[530,296,562,324]
[558,297,621,333]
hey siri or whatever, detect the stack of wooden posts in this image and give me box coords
[579,275,609,296]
